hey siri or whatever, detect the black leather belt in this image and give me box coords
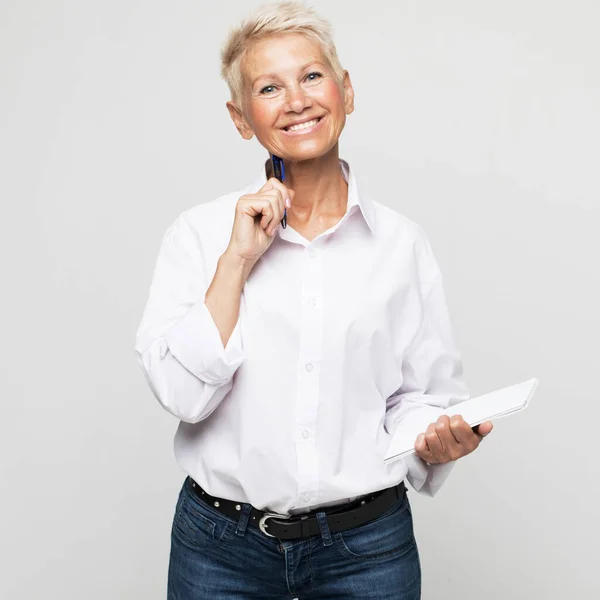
[186,477,407,540]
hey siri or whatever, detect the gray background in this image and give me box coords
[1,0,598,598]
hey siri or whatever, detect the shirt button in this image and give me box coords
[308,249,315,258]
[308,298,316,307]
[302,429,309,439]
[302,493,311,502]
[305,363,313,372]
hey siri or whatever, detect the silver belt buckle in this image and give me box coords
[259,512,291,538]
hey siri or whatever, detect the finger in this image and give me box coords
[249,192,281,233]
[254,198,276,231]
[435,416,462,459]
[450,415,480,449]
[471,424,486,440]
[262,177,294,207]
[258,187,285,234]
[415,433,433,462]
[477,420,494,437]
[425,422,444,461]
[239,194,276,221]
[415,433,429,453]
[264,194,284,235]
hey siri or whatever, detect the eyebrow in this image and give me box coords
[251,61,325,86]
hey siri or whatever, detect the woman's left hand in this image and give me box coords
[414,415,494,464]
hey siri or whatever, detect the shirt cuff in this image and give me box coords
[386,404,456,497]
[163,300,245,385]
[404,454,457,497]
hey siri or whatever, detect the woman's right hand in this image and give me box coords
[225,177,294,267]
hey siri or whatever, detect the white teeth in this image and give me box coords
[287,118,319,132]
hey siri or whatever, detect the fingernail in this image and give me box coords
[285,198,291,208]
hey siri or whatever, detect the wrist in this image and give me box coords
[220,250,254,282]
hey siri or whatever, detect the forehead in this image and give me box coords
[242,33,325,83]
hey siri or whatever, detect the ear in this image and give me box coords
[341,71,355,115]
[226,101,254,140]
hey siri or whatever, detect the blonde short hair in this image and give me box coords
[220,1,345,106]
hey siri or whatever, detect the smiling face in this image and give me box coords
[227,33,354,162]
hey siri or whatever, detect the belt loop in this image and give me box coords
[235,503,253,537]
[316,511,333,547]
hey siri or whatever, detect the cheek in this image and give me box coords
[316,80,345,111]
[249,104,278,132]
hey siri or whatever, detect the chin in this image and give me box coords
[265,140,339,163]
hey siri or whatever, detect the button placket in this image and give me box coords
[295,246,324,506]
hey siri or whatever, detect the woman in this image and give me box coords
[134,2,493,598]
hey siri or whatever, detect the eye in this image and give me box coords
[306,71,323,82]
[259,84,277,95]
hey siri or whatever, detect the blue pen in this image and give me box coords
[271,154,287,228]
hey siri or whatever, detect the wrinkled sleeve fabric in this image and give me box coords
[384,228,470,497]
[134,213,246,423]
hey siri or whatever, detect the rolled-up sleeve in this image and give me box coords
[134,213,246,423]
[384,229,470,497]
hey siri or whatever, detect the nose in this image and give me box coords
[284,84,312,113]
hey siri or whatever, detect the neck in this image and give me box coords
[266,145,348,225]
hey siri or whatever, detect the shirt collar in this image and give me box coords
[247,158,376,235]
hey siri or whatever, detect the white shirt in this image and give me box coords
[134,158,470,515]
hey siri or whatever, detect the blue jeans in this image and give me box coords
[167,476,421,599]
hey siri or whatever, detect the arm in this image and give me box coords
[134,214,249,423]
[384,232,470,497]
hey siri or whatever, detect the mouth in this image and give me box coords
[282,116,324,134]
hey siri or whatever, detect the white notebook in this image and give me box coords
[384,377,539,464]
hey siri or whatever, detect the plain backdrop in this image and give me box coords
[1,0,598,598]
